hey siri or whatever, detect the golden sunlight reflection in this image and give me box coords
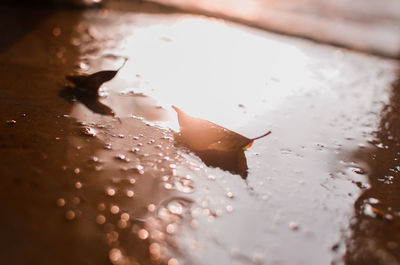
[114,16,312,132]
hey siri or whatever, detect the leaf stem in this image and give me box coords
[251,131,271,141]
[117,57,128,71]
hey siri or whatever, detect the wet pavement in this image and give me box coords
[0,1,399,265]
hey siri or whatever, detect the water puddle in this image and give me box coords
[0,2,399,265]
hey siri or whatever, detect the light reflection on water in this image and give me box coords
[116,17,310,133]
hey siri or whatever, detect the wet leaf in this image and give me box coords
[172,105,270,152]
[65,58,127,96]
[172,106,271,179]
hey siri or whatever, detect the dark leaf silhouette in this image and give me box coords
[65,58,127,96]
[172,106,271,178]
[61,57,128,116]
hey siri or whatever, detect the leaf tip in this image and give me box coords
[171,105,180,113]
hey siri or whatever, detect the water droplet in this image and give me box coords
[96,215,106,224]
[149,243,161,259]
[226,205,233,212]
[71,38,81,46]
[148,204,156,212]
[117,220,128,229]
[115,154,130,162]
[75,181,82,189]
[52,27,61,37]
[74,168,80,174]
[134,165,144,174]
[162,176,169,182]
[226,191,234,198]
[109,248,123,264]
[203,209,211,216]
[121,213,130,221]
[110,205,120,214]
[130,148,140,153]
[107,232,119,244]
[138,229,149,240]
[89,156,100,163]
[352,167,365,174]
[106,187,116,196]
[367,197,379,204]
[289,221,299,230]
[129,178,136,184]
[126,190,134,197]
[164,183,172,190]
[166,224,176,234]
[65,210,76,220]
[168,202,183,215]
[82,127,97,137]
[175,180,194,194]
[56,198,66,207]
[208,175,216,180]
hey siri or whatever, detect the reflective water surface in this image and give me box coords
[0,1,399,265]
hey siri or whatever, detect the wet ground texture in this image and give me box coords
[0,1,399,265]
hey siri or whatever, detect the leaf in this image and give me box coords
[172,105,270,152]
[65,58,127,96]
[172,106,271,179]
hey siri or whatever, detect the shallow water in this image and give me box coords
[0,2,399,265]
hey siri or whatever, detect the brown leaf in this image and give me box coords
[65,58,127,96]
[172,105,270,152]
[172,106,271,179]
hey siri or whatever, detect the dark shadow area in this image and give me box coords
[345,68,400,265]
[0,5,53,53]
[0,2,189,265]
[104,0,184,14]
[59,86,115,116]
[195,149,248,179]
[0,4,111,265]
